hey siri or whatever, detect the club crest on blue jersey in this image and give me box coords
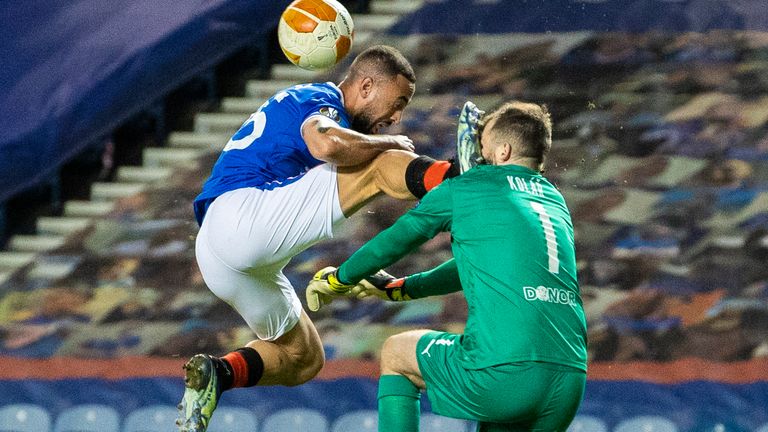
[319,106,341,123]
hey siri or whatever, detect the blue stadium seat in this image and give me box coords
[207,407,258,432]
[122,405,178,432]
[331,410,377,432]
[614,416,678,432]
[566,415,607,432]
[261,408,327,432]
[420,413,470,432]
[0,404,51,432]
[693,421,748,432]
[54,404,120,432]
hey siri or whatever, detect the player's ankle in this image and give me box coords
[220,347,265,390]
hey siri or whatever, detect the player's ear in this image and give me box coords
[501,142,512,161]
[360,76,374,98]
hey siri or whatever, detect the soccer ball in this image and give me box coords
[277,0,354,71]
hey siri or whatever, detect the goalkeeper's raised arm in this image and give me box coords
[304,183,458,311]
[304,177,461,311]
[335,176,455,284]
[352,260,463,302]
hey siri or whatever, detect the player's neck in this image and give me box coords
[494,156,539,171]
[338,79,353,113]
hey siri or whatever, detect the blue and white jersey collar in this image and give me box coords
[327,82,344,105]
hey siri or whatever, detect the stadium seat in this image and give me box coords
[614,416,678,432]
[693,421,749,432]
[0,404,51,432]
[331,410,378,432]
[207,407,258,432]
[261,408,327,432]
[122,405,177,432]
[54,404,120,432]
[566,415,608,432]
[420,413,470,432]
[602,189,661,225]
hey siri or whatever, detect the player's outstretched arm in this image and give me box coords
[302,115,414,166]
[352,270,410,301]
[352,259,463,301]
[307,172,453,311]
[305,219,430,312]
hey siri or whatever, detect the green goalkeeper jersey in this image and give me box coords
[338,164,587,372]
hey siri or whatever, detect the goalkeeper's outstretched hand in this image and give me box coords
[306,266,356,312]
[352,270,411,302]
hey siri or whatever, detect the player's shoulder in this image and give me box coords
[453,165,494,183]
[452,164,540,189]
[287,82,342,103]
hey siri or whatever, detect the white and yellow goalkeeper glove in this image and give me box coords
[351,270,412,302]
[306,266,356,312]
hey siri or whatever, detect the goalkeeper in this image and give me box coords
[309,101,587,431]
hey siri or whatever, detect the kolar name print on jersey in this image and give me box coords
[507,175,544,197]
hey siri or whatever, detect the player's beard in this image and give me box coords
[351,107,377,134]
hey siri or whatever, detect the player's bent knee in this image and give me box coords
[379,148,418,158]
[370,150,419,201]
[380,334,406,373]
[381,330,430,374]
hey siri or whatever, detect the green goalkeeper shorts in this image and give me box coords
[416,331,586,432]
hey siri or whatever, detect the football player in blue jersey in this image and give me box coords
[177,45,479,431]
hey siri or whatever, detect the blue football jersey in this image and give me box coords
[194,82,350,225]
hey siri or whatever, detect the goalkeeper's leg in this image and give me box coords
[336,150,458,216]
[404,330,585,431]
[377,330,432,432]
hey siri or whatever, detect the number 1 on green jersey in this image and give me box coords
[530,202,560,274]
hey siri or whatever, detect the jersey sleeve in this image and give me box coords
[398,181,453,238]
[404,258,463,299]
[337,181,454,284]
[299,90,347,129]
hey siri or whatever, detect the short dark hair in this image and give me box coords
[479,101,552,167]
[347,45,416,83]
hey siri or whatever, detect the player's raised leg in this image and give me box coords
[337,149,457,216]
[337,99,484,216]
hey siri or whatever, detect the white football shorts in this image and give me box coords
[195,164,345,340]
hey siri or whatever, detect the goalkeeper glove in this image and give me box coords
[457,100,486,174]
[351,270,412,302]
[306,266,357,312]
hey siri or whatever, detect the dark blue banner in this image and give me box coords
[388,0,768,35]
[0,0,290,202]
